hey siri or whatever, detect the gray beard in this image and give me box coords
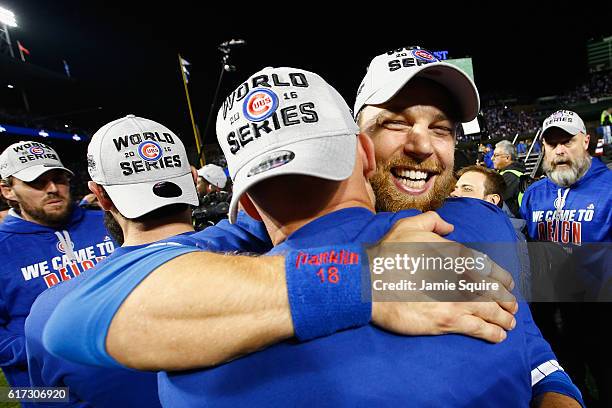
[543,154,591,187]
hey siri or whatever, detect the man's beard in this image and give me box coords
[103,211,124,246]
[19,194,73,227]
[370,156,455,212]
[543,154,591,188]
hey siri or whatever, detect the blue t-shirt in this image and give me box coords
[0,206,114,388]
[157,200,572,407]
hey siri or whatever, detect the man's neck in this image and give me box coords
[121,220,194,247]
[262,200,374,246]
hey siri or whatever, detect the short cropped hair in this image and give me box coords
[456,165,507,207]
[495,140,517,161]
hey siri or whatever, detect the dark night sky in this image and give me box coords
[2,1,610,155]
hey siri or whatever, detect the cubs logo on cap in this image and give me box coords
[541,110,586,138]
[216,66,360,223]
[412,49,437,63]
[0,141,73,181]
[138,141,163,161]
[29,146,45,155]
[243,88,279,122]
[87,115,199,219]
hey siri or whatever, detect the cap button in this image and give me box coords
[126,114,135,118]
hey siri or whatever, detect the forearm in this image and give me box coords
[531,392,582,408]
[107,252,293,371]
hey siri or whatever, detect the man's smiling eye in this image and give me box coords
[383,120,410,130]
[433,126,453,134]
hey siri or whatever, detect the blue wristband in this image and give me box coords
[285,244,371,341]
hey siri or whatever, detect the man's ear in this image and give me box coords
[485,193,501,206]
[191,166,199,185]
[0,184,17,202]
[357,133,376,178]
[88,181,115,211]
[239,194,262,221]
[583,133,590,150]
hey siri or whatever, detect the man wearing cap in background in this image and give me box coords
[0,141,113,388]
[193,163,231,229]
[521,109,612,407]
[196,163,228,197]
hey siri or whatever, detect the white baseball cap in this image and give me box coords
[87,115,198,219]
[541,110,587,138]
[354,46,480,122]
[0,141,73,181]
[197,164,227,188]
[216,66,359,223]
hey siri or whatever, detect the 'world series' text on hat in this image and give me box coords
[216,67,359,223]
[87,115,198,219]
[541,110,587,138]
[0,141,74,181]
[354,46,480,122]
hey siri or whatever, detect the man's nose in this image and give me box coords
[45,180,59,193]
[554,144,567,155]
[403,125,434,160]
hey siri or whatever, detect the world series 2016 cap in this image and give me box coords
[353,46,480,122]
[0,141,74,181]
[197,164,227,188]
[541,110,587,139]
[216,66,359,223]
[87,115,198,219]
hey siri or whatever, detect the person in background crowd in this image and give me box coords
[196,164,227,198]
[521,109,612,407]
[451,165,505,207]
[78,193,101,209]
[0,141,113,388]
[483,144,494,168]
[193,164,232,229]
[493,140,527,217]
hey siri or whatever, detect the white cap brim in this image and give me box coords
[542,124,585,138]
[228,133,357,223]
[104,172,199,219]
[12,165,74,182]
[357,62,479,123]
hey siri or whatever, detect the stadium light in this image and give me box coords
[39,130,49,137]
[7,84,13,88]
[0,6,17,27]
[72,134,81,141]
